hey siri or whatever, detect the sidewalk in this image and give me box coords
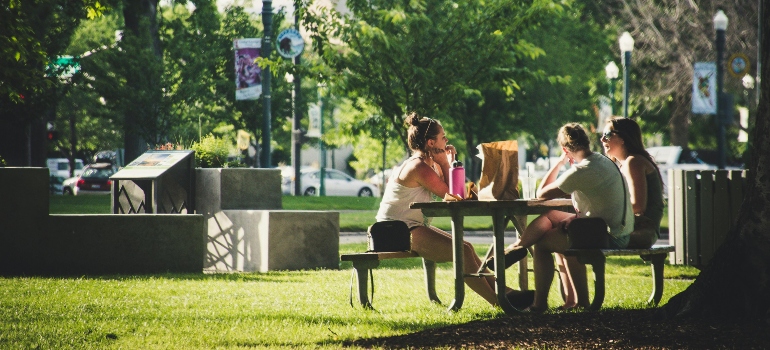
[340,231,670,246]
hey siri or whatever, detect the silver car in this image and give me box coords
[284,168,380,197]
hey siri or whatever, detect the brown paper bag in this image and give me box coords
[476,140,520,201]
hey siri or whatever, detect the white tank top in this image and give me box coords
[375,160,433,228]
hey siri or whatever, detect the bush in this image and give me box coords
[191,134,231,168]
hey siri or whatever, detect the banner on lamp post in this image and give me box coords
[234,38,262,100]
[307,103,321,138]
[692,62,716,114]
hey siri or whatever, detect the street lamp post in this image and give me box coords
[714,10,728,169]
[261,0,273,168]
[619,32,634,119]
[318,84,326,196]
[286,73,303,195]
[605,61,620,115]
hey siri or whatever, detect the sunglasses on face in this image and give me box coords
[601,130,617,141]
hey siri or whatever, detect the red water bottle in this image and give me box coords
[449,159,466,198]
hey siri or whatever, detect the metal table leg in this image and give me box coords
[448,210,465,312]
[493,209,519,314]
[512,215,529,290]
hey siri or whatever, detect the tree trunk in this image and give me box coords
[668,92,689,147]
[664,5,770,321]
[122,0,161,162]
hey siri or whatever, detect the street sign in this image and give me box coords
[48,55,81,78]
[276,29,304,59]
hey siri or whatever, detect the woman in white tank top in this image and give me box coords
[375,113,532,308]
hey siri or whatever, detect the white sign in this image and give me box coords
[692,62,716,114]
[307,103,321,137]
[738,107,749,142]
[276,29,305,59]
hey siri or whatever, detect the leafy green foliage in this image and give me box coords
[191,134,232,168]
[510,4,612,157]
[306,0,566,149]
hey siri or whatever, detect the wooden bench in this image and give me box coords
[340,252,440,309]
[562,245,675,310]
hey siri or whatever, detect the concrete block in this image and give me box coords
[205,210,339,272]
[37,214,206,275]
[0,167,49,218]
[196,168,282,212]
[0,167,49,273]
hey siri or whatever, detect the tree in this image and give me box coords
[663,2,769,321]
[306,0,563,149]
[611,0,758,154]
[0,0,98,166]
[509,3,611,158]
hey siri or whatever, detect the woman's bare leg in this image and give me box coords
[411,226,504,306]
[514,210,573,249]
[531,228,571,310]
[555,253,577,308]
[564,256,590,308]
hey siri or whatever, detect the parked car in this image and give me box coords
[366,168,393,190]
[46,158,85,178]
[647,146,742,195]
[284,168,380,197]
[62,163,116,195]
[49,175,65,195]
[280,166,313,195]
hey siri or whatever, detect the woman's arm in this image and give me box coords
[411,146,454,197]
[623,155,648,215]
[536,154,569,199]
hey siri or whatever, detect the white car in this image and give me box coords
[284,168,380,197]
[61,163,116,195]
[366,168,392,190]
[47,158,84,178]
[647,146,717,192]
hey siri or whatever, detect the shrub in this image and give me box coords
[191,134,231,168]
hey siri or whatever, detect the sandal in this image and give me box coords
[484,247,528,271]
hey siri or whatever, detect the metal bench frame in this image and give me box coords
[341,245,674,311]
[340,252,440,309]
[562,245,675,310]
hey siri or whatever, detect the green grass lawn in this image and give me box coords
[0,241,699,349]
[30,196,695,349]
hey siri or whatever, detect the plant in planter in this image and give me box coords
[191,134,244,168]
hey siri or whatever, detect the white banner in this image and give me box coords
[307,103,321,137]
[692,62,716,114]
[738,107,749,142]
[234,38,262,100]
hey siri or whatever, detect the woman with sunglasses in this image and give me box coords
[375,112,533,308]
[484,123,634,311]
[601,117,664,249]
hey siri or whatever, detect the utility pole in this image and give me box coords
[261,0,273,168]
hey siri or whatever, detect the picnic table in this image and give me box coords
[410,198,574,315]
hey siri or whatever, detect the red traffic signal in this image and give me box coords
[47,131,59,141]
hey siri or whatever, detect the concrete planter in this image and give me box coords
[196,168,339,272]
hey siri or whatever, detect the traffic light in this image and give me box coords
[47,130,59,141]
